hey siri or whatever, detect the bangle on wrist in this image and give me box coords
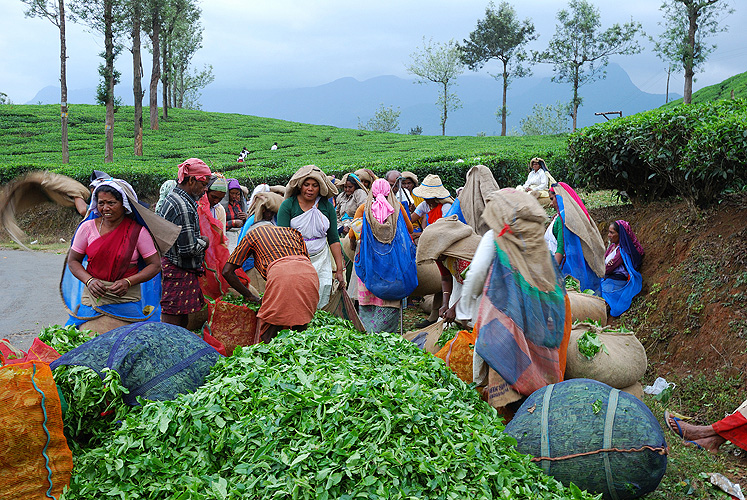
[86,277,94,287]
[124,278,132,288]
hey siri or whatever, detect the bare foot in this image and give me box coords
[665,412,726,453]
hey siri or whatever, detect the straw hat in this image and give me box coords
[401,171,419,186]
[412,174,450,199]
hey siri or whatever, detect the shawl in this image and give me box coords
[416,215,481,264]
[459,165,500,236]
[483,188,558,292]
[285,165,338,199]
[616,220,644,270]
[552,183,606,279]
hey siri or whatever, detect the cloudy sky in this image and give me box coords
[1,0,744,104]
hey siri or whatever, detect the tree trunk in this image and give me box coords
[149,16,160,130]
[501,62,508,137]
[683,5,698,104]
[59,0,69,163]
[104,0,115,163]
[441,82,447,136]
[161,40,168,120]
[132,5,143,156]
[665,67,671,103]
[572,68,580,132]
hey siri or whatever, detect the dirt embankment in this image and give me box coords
[589,194,747,420]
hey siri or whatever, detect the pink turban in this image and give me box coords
[177,158,212,183]
[370,178,395,224]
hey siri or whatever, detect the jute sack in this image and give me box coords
[565,322,647,389]
[402,319,443,354]
[568,291,608,324]
[419,294,435,314]
[621,381,644,401]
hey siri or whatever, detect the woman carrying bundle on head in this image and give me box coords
[463,188,571,411]
[546,182,606,295]
[349,179,415,333]
[601,220,644,317]
[62,179,179,334]
[277,165,345,308]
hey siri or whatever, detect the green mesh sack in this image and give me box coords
[504,378,667,500]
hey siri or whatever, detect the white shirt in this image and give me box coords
[414,201,452,218]
[523,169,549,191]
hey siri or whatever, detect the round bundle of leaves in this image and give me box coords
[65,315,597,499]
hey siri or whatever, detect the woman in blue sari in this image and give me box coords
[601,220,644,316]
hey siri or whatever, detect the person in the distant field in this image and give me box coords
[517,157,554,207]
[270,142,278,151]
[237,147,249,163]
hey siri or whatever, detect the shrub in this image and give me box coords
[568,98,747,207]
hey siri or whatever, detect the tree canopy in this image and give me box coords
[536,0,643,131]
[406,38,464,136]
[460,1,536,136]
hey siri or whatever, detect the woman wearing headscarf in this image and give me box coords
[277,165,344,308]
[453,165,500,236]
[354,168,378,190]
[518,157,554,207]
[546,182,606,295]
[410,174,453,230]
[155,179,177,213]
[62,179,179,331]
[601,220,644,316]
[463,188,571,410]
[351,179,415,333]
[335,173,368,235]
[225,178,248,252]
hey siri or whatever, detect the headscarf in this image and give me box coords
[354,168,378,187]
[248,183,270,206]
[207,175,227,193]
[285,165,338,199]
[401,171,419,186]
[550,182,591,221]
[529,157,548,172]
[89,170,110,190]
[370,179,395,224]
[249,192,284,220]
[459,165,500,236]
[615,220,644,271]
[91,179,137,216]
[177,158,211,183]
[364,179,399,244]
[155,180,177,213]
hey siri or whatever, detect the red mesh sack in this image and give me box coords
[1,338,61,366]
[0,361,73,499]
[204,299,258,356]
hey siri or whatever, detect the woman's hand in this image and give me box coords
[233,219,244,228]
[440,304,457,323]
[87,278,108,299]
[108,279,130,297]
[237,211,248,221]
[335,269,346,288]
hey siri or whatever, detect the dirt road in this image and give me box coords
[0,249,69,351]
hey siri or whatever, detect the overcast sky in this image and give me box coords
[1,0,744,105]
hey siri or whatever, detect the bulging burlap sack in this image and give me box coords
[568,291,608,324]
[565,322,647,389]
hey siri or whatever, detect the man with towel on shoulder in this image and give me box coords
[157,158,212,327]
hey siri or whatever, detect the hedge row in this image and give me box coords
[568,99,747,207]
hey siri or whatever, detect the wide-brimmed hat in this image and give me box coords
[400,171,419,186]
[412,174,450,200]
[285,165,338,199]
[528,157,547,171]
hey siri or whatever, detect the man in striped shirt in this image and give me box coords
[223,225,319,343]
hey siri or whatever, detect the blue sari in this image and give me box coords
[601,224,643,316]
[556,195,602,295]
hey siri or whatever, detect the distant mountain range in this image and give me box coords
[29,63,678,136]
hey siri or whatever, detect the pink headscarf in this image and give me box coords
[370,179,395,224]
[553,181,591,221]
[177,158,212,183]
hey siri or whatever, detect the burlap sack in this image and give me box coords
[565,323,647,389]
[621,381,644,401]
[568,291,608,324]
[419,294,435,314]
[80,316,132,336]
[403,319,443,354]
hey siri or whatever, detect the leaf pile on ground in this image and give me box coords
[63,313,598,499]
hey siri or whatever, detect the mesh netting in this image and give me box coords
[504,378,667,500]
[49,323,220,405]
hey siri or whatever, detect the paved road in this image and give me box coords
[0,249,69,351]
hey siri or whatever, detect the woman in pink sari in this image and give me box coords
[66,181,162,325]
